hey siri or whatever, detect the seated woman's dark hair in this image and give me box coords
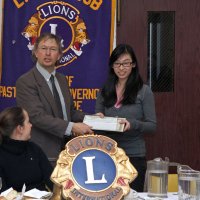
[0,107,25,143]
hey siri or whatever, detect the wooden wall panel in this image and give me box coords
[117,0,200,170]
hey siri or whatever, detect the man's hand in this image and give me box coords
[72,123,93,136]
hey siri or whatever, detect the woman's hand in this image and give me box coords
[119,118,130,132]
[95,112,104,118]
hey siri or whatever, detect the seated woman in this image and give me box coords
[0,107,53,192]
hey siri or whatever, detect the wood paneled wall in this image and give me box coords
[117,0,200,170]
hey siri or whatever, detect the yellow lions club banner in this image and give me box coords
[0,0,116,113]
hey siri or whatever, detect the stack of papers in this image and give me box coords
[0,187,15,197]
[1,188,52,200]
[83,115,125,132]
[24,188,52,199]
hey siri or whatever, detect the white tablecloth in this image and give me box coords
[124,190,178,199]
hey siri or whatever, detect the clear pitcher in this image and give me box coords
[146,157,169,198]
[178,165,200,200]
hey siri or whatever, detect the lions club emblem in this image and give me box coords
[51,135,138,200]
[22,1,90,68]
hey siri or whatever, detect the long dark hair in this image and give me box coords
[101,44,143,107]
[0,107,25,143]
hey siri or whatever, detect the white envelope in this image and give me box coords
[83,115,125,132]
[24,188,52,199]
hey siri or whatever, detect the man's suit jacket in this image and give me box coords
[16,67,84,161]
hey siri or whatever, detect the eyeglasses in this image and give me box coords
[113,62,133,69]
[38,46,59,53]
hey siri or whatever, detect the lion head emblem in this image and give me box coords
[71,19,90,56]
[21,3,91,67]
[22,13,44,50]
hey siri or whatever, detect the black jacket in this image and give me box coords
[0,138,53,192]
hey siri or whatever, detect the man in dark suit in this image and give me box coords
[16,33,93,163]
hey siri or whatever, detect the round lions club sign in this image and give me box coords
[51,135,138,200]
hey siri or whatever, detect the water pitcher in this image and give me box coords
[147,157,169,198]
[178,165,200,200]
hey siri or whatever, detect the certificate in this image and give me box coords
[83,115,125,132]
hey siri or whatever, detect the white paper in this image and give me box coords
[83,115,125,132]
[1,187,14,197]
[24,188,52,199]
